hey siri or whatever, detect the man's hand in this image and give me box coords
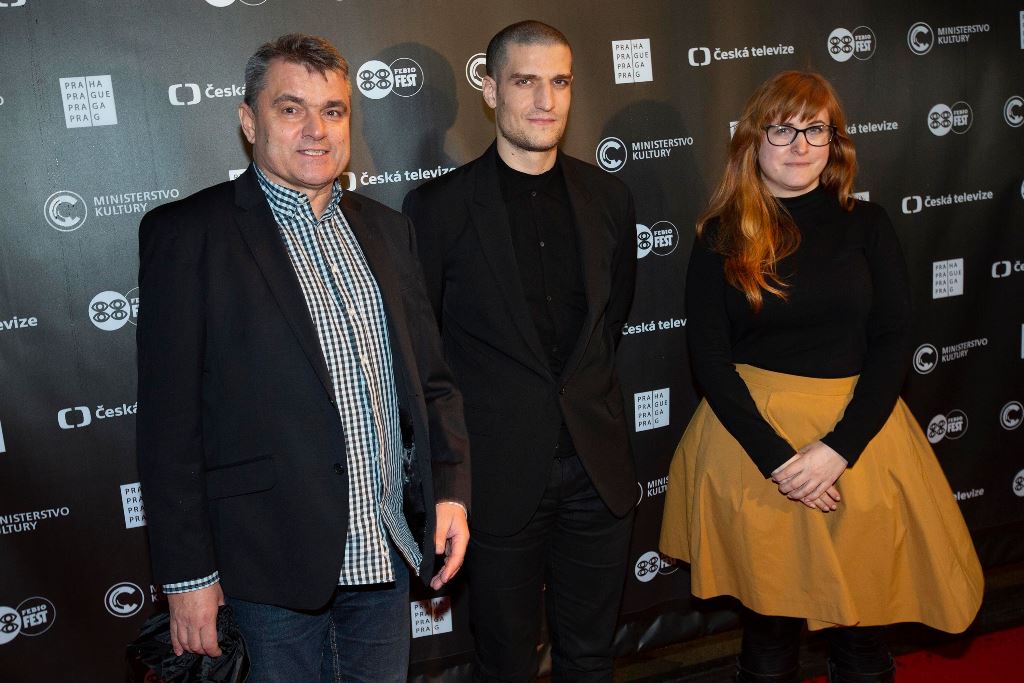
[771,441,848,512]
[167,582,225,657]
[430,502,469,590]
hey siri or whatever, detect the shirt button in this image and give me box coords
[539,241,545,247]
[530,191,537,197]
[334,463,344,475]
[559,386,567,395]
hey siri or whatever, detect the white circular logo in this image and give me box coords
[850,26,877,60]
[649,221,679,257]
[949,101,973,135]
[16,597,55,637]
[0,606,21,645]
[913,343,938,374]
[1014,469,1024,498]
[907,22,934,55]
[89,290,132,331]
[105,582,145,617]
[357,60,394,99]
[1001,401,1023,431]
[827,28,855,62]
[596,137,627,173]
[465,53,487,90]
[926,414,947,444]
[928,104,952,136]
[389,57,424,98]
[634,551,661,583]
[636,224,653,259]
[1004,96,1024,128]
[204,0,235,6]
[44,191,88,232]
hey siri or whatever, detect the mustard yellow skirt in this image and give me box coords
[659,365,983,632]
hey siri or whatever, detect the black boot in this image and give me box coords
[735,659,800,683]
[827,657,895,683]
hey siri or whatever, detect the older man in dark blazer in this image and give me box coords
[136,34,469,682]
[403,20,637,682]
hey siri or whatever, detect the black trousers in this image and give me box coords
[739,609,893,678]
[468,454,634,682]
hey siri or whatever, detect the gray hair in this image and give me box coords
[244,33,349,111]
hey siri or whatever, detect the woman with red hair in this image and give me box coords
[660,71,982,683]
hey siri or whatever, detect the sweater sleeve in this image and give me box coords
[821,206,912,465]
[686,231,797,477]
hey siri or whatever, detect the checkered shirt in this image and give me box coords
[163,168,420,594]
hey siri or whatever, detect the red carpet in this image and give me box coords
[803,624,1024,682]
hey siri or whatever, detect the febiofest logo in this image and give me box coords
[89,288,139,331]
[1001,401,1023,431]
[104,582,145,618]
[121,482,146,529]
[1013,468,1024,498]
[44,191,88,232]
[1004,95,1024,128]
[634,551,679,583]
[827,26,876,62]
[0,507,70,535]
[912,338,988,374]
[204,0,268,6]
[595,135,693,173]
[634,388,669,432]
[926,409,968,444]
[356,58,424,100]
[688,42,794,67]
[928,101,972,136]
[636,221,679,259]
[57,402,137,430]
[59,76,117,128]
[932,258,964,299]
[612,39,653,84]
[0,597,56,646]
[411,597,453,638]
[907,20,990,55]
[465,53,486,90]
[901,188,992,214]
[991,260,1024,279]
[168,82,245,106]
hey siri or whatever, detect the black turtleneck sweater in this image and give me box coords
[685,185,912,477]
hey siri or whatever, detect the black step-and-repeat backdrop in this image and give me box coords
[1,1,1022,680]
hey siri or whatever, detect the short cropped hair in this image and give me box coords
[244,33,349,111]
[485,20,571,78]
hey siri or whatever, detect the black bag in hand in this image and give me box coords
[126,604,249,683]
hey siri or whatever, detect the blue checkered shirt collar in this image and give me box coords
[252,165,343,224]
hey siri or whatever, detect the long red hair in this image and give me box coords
[697,71,858,311]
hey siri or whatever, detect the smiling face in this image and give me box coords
[756,108,831,198]
[239,59,350,212]
[482,41,572,171]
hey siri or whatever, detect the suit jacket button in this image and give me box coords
[334,463,344,475]
[559,386,566,395]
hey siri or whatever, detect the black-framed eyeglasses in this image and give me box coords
[763,123,837,147]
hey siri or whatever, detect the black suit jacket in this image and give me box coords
[136,167,469,610]
[403,144,636,535]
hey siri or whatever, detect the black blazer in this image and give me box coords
[403,144,636,535]
[136,167,469,610]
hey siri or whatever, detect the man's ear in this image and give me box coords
[239,103,257,145]
[481,76,497,111]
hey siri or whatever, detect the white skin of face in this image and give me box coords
[757,108,831,198]
[482,42,573,175]
[239,59,351,218]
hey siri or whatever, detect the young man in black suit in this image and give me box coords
[403,20,637,681]
[136,34,469,682]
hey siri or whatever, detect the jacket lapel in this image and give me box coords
[469,145,551,375]
[232,168,335,400]
[560,154,613,379]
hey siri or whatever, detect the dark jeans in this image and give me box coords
[739,609,893,679]
[227,545,410,683]
[468,454,634,682]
